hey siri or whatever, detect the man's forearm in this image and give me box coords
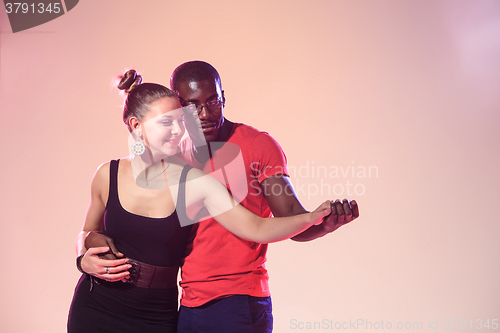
[76,230,91,255]
[291,224,330,242]
[271,201,328,242]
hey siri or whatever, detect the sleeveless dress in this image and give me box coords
[67,160,192,333]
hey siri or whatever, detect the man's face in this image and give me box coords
[176,77,225,143]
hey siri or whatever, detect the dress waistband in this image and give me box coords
[126,258,178,290]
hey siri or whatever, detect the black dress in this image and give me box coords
[67,160,192,333]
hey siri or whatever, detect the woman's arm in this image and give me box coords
[187,170,331,243]
[76,162,108,255]
[76,163,131,282]
[210,200,332,244]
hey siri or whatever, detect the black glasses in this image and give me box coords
[191,98,223,114]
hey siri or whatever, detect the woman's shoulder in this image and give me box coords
[88,160,115,200]
[185,166,205,180]
[93,158,120,177]
[91,157,126,185]
[184,166,222,191]
[100,156,134,173]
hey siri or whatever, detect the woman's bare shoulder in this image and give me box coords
[91,159,118,191]
[93,160,113,179]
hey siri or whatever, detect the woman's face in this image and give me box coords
[139,96,185,158]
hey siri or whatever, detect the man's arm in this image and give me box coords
[260,175,359,242]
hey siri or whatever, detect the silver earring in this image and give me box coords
[131,141,146,156]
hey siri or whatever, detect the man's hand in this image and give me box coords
[261,175,360,241]
[85,232,124,260]
[80,247,131,282]
[321,199,359,233]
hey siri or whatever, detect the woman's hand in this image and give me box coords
[80,247,131,282]
[310,200,333,225]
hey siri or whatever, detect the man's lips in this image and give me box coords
[201,123,216,132]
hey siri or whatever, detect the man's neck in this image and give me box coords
[215,118,234,142]
[193,119,234,165]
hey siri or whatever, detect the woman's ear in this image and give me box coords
[129,117,142,136]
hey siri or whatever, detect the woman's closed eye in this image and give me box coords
[159,120,173,126]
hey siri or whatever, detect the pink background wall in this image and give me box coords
[1,1,499,332]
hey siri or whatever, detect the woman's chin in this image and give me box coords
[157,148,177,159]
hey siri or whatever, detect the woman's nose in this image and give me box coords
[172,120,183,136]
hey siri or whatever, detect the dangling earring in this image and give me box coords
[131,141,146,156]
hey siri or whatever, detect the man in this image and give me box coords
[170,61,359,332]
[83,61,359,332]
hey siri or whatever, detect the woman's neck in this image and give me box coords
[130,155,172,188]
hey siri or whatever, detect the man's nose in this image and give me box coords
[198,105,211,119]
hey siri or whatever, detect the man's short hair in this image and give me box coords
[170,60,221,93]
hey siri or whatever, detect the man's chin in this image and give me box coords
[203,131,219,143]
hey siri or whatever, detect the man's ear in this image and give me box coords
[221,90,226,107]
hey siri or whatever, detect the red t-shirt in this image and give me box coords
[179,123,289,307]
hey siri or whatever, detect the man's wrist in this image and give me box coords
[76,254,86,274]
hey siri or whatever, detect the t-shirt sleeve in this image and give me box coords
[250,132,289,183]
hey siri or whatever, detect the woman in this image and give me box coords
[67,70,332,332]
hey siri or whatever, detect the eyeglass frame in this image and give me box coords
[186,97,224,114]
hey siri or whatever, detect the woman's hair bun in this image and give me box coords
[118,69,143,93]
